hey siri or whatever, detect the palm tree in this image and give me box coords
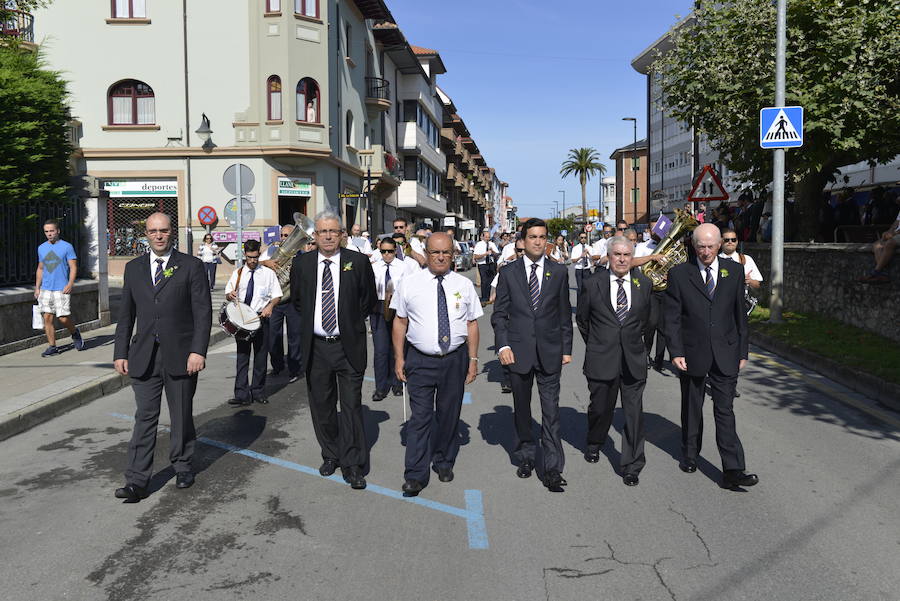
[560,148,606,225]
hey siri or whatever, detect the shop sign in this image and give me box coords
[104,180,178,197]
[278,177,312,197]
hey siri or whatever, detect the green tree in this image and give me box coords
[546,217,575,241]
[656,0,900,240]
[560,148,607,226]
[0,46,71,205]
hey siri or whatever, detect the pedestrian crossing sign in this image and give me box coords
[760,106,803,149]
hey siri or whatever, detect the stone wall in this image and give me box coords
[743,243,900,342]
[0,280,99,353]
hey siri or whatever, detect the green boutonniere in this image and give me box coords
[720,268,729,278]
[544,271,552,279]
[631,277,640,288]
[163,265,179,278]
[453,291,462,300]
[342,262,353,272]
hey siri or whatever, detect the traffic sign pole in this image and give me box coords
[770,0,787,323]
[236,167,243,266]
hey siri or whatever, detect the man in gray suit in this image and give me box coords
[113,212,212,502]
[576,236,652,486]
[492,218,573,492]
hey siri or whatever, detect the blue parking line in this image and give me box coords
[109,411,489,549]
[364,376,375,382]
[462,391,472,405]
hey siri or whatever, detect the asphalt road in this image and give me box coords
[1,270,898,601]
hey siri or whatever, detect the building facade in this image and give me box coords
[610,139,649,225]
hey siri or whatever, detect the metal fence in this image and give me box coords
[0,200,85,287]
[107,197,179,257]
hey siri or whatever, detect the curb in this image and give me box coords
[749,330,900,413]
[0,327,230,442]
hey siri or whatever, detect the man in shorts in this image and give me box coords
[35,219,84,356]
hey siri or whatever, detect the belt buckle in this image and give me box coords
[324,335,339,342]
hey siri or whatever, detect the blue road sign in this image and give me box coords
[760,106,803,149]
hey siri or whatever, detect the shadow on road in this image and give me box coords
[477,405,518,466]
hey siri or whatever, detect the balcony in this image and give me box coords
[358,145,401,185]
[398,180,447,216]
[365,77,391,112]
[2,8,34,46]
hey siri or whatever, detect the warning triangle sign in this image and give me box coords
[687,165,729,202]
[762,108,801,142]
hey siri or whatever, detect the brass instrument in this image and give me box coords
[640,208,699,291]
[271,212,316,303]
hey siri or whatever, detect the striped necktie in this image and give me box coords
[615,278,628,322]
[153,258,164,286]
[705,266,715,299]
[529,263,540,311]
[321,260,337,333]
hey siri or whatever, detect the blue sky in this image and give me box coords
[387,0,695,219]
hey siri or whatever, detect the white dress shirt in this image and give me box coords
[591,239,608,261]
[522,254,546,295]
[571,243,592,269]
[224,265,283,313]
[499,242,517,263]
[348,236,373,256]
[719,251,762,281]
[260,244,278,261]
[390,269,483,355]
[609,270,633,313]
[697,257,720,289]
[149,250,173,284]
[473,240,499,265]
[313,252,342,336]
[372,256,412,300]
[634,239,658,258]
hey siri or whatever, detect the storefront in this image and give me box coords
[103,179,179,256]
[277,176,311,225]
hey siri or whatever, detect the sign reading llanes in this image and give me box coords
[278,177,312,197]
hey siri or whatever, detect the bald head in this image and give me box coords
[425,232,453,275]
[426,232,452,251]
[692,223,722,266]
[146,212,174,255]
[693,223,722,244]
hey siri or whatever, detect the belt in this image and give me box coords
[314,334,341,343]
[412,345,462,359]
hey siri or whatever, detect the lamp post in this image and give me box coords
[622,117,637,224]
[558,189,565,219]
[553,200,560,219]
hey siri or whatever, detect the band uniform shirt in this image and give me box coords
[313,252,341,336]
[634,239,658,259]
[571,242,592,269]
[390,269,483,355]
[224,265,283,313]
[473,240,499,265]
[148,250,173,286]
[373,256,413,301]
[499,242,517,263]
[609,270,633,313]
[719,251,763,281]
[591,238,608,262]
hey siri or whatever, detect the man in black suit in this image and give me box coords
[113,212,211,502]
[290,212,376,490]
[665,223,759,490]
[576,236,652,486]
[492,218,573,491]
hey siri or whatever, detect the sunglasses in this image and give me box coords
[616,227,626,231]
[515,248,525,253]
[380,249,396,254]
[723,237,737,242]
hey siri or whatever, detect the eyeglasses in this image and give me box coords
[380,249,396,254]
[616,227,626,231]
[515,248,525,253]
[315,229,341,236]
[427,250,453,256]
[723,238,737,242]
[393,225,405,230]
[146,229,170,236]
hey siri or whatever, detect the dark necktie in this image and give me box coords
[384,262,391,288]
[244,268,255,305]
[705,266,715,299]
[529,263,540,311]
[321,260,336,333]
[437,275,450,354]
[581,246,588,268]
[153,258,164,286]
[615,278,629,323]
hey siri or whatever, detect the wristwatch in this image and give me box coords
[470,357,479,362]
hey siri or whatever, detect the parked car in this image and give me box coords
[454,241,474,271]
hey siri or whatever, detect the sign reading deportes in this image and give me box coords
[103,180,178,197]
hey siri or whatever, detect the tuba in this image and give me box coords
[271,212,316,303]
[640,208,699,291]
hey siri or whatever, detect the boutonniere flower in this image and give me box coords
[720,268,730,278]
[163,265,179,278]
[631,277,640,288]
[342,262,353,272]
[544,271,552,279]
[453,291,462,300]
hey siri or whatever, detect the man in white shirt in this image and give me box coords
[719,228,763,291]
[347,223,374,258]
[391,233,482,496]
[473,229,500,304]
[260,224,304,382]
[225,239,283,406]
[860,201,900,282]
[370,237,412,401]
[570,231,594,297]
[632,222,667,370]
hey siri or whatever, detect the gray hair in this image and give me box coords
[607,235,634,254]
[622,228,638,239]
[314,211,342,230]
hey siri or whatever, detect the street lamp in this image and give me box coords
[558,190,565,218]
[195,113,215,152]
[622,117,638,224]
[553,200,560,219]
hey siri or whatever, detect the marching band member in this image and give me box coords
[370,237,412,401]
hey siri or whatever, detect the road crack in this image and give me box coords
[668,505,718,569]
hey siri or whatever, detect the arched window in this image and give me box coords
[293,0,318,18]
[108,79,155,125]
[267,75,282,121]
[296,78,320,123]
[345,111,354,147]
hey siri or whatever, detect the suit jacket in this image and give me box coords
[491,257,573,375]
[290,248,377,373]
[664,258,748,377]
[114,250,212,378]
[576,268,652,381]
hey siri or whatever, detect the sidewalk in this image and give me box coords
[0,287,231,441]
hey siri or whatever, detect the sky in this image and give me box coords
[387,0,696,220]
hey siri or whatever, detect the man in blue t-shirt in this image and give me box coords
[35,219,85,356]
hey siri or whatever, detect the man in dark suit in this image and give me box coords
[492,218,573,491]
[113,212,211,502]
[290,212,377,490]
[576,236,652,486]
[665,223,759,490]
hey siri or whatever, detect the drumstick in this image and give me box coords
[402,382,408,422]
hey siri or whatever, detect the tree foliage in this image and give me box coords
[546,216,575,241]
[0,46,71,205]
[655,0,900,239]
[560,148,607,226]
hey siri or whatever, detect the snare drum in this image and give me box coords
[219,301,262,341]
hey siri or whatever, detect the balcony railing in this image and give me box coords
[365,77,390,102]
[2,9,34,43]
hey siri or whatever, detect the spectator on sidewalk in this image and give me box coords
[35,219,85,356]
[197,233,220,291]
[860,197,900,283]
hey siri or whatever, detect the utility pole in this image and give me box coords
[769,0,787,323]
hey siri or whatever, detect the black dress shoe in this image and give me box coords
[559,476,568,487]
[114,483,148,503]
[723,470,759,489]
[392,386,404,397]
[500,384,512,393]
[227,397,252,406]
[734,389,742,398]
[343,466,366,490]
[175,472,195,489]
[584,449,600,463]
[288,373,301,383]
[516,460,534,479]
[268,369,282,377]
[402,479,425,496]
[623,473,640,486]
[679,459,698,473]
[437,467,454,482]
[319,458,339,477]
[372,389,388,402]
[543,469,565,492]
[254,396,269,404]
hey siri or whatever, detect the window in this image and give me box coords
[266,0,281,12]
[345,110,354,147]
[112,0,146,18]
[296,78,320,122]
[631,188,640,204]
[293,0,317,17]
[108,79,155,125]
[267,75,282,121]
[344,22,352,57]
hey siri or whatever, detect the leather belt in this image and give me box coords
[412,345,462,359]
[314,335,341,343]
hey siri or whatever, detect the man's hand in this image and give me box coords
[498,348,515,366]
[114,359,129,375]
[650,254,665,262]
[260,304,274,318]
[465,361,478,384]
[673,356,688,371]
[739,358,747,371]
[34,288,40,299]
[395,358,407,383]
[187,353,205,375]
[883,230,895,241]
[225,291,236,302]
[63,283,73,294]
[562,354,572,365]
